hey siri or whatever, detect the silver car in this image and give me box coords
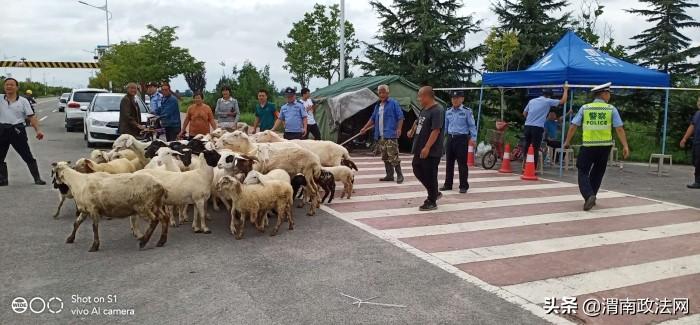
[65,88,108,132]
[57,92,70,112]
[83,93,153,147]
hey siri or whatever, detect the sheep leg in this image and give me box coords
[88,218,100,252]
[129,216,144,239]
[66,212,87,244]
[234,211,246,240]
[165,206,176,227]
[156,211,169,247]
[212,194,221,211]
[53,194,65,219]
[196,200,210,234]
[346,182,353,199]
[287,204,295,230]
[228,209,239,235]
[321,185,329,204]
[139,219,159,249]
[328,184,335,203]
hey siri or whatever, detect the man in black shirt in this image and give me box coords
[408,86,444,211]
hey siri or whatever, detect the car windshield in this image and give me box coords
[92,96,149,113]
[60,93,70,99]
[72,91,104,103]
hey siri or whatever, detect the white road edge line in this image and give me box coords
[503,254,700,303]
[385,203,685,238]
[319,205,575,325]
[432,221,700,265]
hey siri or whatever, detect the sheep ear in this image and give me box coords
[241,154,258,162]
[125,137,134,147]
[51,162,58,167]
[85,160,95,173]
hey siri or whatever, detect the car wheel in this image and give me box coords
[58,108,64,112]
[87,140,96,148]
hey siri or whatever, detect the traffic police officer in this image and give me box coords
[273,87,307,140]
[440,90,477,194]
[0,78,46,186]
[564,82,629,211]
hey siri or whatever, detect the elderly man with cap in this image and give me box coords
[0,78,46,186]
[360,84,405,183]
[522,85,569,169]
[272,87,307,140]
[564,82,629,211]
[440,90,477,194]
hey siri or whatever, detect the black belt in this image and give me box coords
[0,123,23,129]
[447,134,469,138]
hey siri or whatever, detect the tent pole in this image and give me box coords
[661,88,670,155]
[559,86,571,177]
[475,86,484,142]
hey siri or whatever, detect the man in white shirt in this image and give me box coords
[301,88,321,140]
[1,78,46,186]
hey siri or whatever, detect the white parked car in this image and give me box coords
[65,88,108,132]
[57,92,70,112]
[83,93,153,147]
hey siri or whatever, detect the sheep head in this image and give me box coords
[242,170,263,185]
[203,149,221,167]
[50,161,73,184]
[144,140,167,159]
[218,130,252,152]
[217,152,237,169]
[179,149,193,167]
[156,147,183,162]
[89,150,108,164]
[216,175,241,195]
[72,158,91,174]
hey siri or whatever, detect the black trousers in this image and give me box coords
[412,156,441,203]
[693,143,700,183]
[523,125,544,167]
[0,126,38,178]
[576,146,611,200]
[164,127,181,142]
[284,132,303,140]
[304,124,321,140]
[443,134,470,190]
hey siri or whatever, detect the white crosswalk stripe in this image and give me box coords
[340,191,627,219]
[503,254,700,302]
[384,203,684,238]
[432,221,700,264]
[351,176,522,190]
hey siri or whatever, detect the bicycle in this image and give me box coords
[481,120,509,170]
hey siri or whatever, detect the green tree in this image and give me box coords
[99,25,201,89]
[492,0,571,70]
[227,62,277,113]
[626,0,700,75]
[572,0,629,60]
[483,29,519,119]
[361,0,482,87]
[278,4,359,87]
[184,62,206,93]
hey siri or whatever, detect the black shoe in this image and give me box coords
[687,183,700,189]
[0,162,7,186]
[27,161,46,185]
[583,195,597,211]
[437,192,443,200]
[439,186,452,191]
[394,165,404,184]
[419,201,437,211]
[379,162,394,181]
[0,180,7,186]
[459,188,468,194]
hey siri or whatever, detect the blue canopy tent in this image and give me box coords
[476,31,672,176]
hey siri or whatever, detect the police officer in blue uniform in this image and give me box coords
[440,90,477,194]
[273,87,308,140]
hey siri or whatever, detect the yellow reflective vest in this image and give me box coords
[581,102,613,147]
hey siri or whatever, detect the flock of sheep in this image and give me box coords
[50,128,359,252]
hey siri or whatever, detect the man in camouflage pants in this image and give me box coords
[360,84,405,183]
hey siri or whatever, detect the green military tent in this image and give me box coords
[311,75,443,151]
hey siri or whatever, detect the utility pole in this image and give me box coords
[339,0,345,81]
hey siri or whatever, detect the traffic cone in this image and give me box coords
[467,144,475,167]
[499,143,513,173]
[521,145,538,181]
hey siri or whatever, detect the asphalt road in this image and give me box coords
[0,99,545,324]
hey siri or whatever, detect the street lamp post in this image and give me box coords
[339,0,345,81]
[78,0,111,47]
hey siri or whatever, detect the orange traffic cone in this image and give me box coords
[521,145,538,181]
[467,144,475,167]
[499,143,513,173]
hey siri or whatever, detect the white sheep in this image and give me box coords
[52,161,169,252]
[211,149,237,212]
[250,130,285,143]
[243,169,291,185]
[73,157,143,174]
[112,134,152,168]
[321,165,355,199]
[135,151,218,233]
[145,147,184,171]
[216,175,293,239]
[290,140,358,170]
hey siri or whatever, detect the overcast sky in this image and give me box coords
[1,0,698,92]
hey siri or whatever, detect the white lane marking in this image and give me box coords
[319,204,576,325]
[356,167,495,174]
[385,203,685,238]
[433,221,700,265]
[351,156,414,161]
[52,109,58,113]
[352,176,522,190]
[354,171,498,179]
[39,116,48,122]
[334,182,576,204]
[658,314,700,325]
[503,254,700,303]
[342,191,627,220]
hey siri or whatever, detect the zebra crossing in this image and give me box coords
[321,154,700,324]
